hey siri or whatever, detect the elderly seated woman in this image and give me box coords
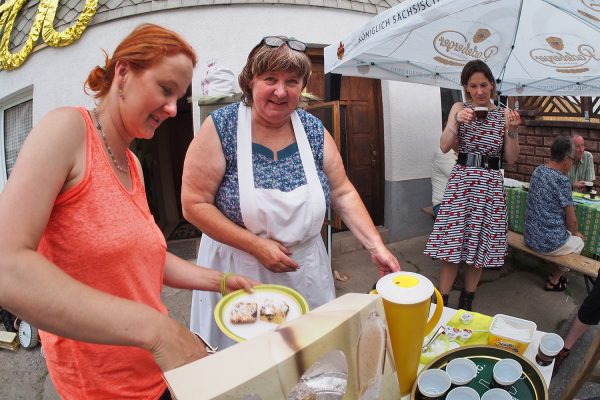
[524,135,585,291]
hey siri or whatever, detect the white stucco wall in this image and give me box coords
[0,5,442,186]
[0,6,372,122]
[383,80,442,182]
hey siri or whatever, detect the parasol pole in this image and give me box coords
[495,0,525,96]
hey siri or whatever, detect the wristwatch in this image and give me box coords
[18,320,39,349]
[454,112,460,124]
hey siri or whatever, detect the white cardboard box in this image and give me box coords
[164,293,401,399]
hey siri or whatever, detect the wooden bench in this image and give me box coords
[422,205,600,284]
[507,231,600,279]
[508,231,600,295]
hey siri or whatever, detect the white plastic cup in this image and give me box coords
[481,388,512,400]
[492,358,522,389]
[446,386,480,400]
[446,358,478,386]
[536,333,564,366]
[417,369,451,399]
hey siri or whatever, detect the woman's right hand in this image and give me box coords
[253,237,300,273]
[456,108,475,124]
[150,315,208,372]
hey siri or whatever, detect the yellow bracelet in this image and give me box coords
[220,273,234,297]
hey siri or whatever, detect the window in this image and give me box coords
[4,100,32,177]
[0,87,33,191]
[440,88,462,129]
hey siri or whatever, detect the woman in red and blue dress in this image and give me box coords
[424,60,521,311]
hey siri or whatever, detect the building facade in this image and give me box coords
[0,0,444,240]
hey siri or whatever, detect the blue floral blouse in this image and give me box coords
[211,103,331,227]
[524,165,573,253]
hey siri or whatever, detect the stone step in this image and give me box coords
[167,238,201,261]
[331,225,390,257]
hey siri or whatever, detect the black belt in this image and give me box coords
[457,153,501,170]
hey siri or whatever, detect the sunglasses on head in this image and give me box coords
[260,36,307,52]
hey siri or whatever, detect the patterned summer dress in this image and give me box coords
[424,103,508,269]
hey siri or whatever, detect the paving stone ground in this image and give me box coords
[1,234,598,399]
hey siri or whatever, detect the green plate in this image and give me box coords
[411,345,548,399]
[214,284,309,342]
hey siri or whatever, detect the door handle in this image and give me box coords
[370,144,377,168]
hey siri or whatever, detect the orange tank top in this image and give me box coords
[38,107,168,399]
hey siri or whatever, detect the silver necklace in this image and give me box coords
[93,108,129,174]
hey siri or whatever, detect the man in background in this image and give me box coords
[553,276,600,373]
[431,146,457,218]
[569,134,596,192]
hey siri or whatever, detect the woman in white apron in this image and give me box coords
[182,36,401,349]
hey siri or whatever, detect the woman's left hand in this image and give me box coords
[369,244,401,277]
[226,274,261,294]
[506,109,521,132]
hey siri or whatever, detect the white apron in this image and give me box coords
[190,103,335,349]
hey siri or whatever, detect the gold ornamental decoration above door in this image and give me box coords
[0,0,97,70]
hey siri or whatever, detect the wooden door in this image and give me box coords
[339,77,384,225]
[305,101,343,231]
[306,49,385,226]
[132,89,194,234]
[306,48,325,99]
[305,101,343,255]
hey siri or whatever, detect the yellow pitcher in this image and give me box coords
[371,271,443,396]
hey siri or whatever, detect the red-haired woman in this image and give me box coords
[0,24,256,399]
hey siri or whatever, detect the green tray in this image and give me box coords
[411,345,548,399]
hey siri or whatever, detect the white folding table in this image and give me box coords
[400,305,553,399]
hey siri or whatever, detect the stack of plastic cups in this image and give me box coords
[491,359,522,390]
[416,369,451,399]
[446,358,478,387]
[446,386,480,400]
[445,358,480,399]
[481,388,512,400]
